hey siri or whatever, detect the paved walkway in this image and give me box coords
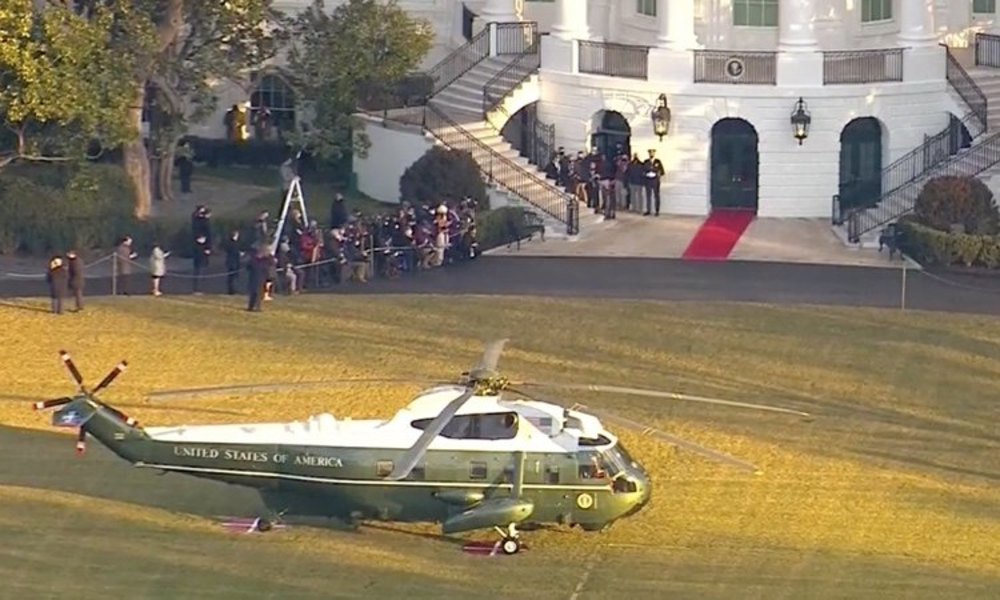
[1,256,998,316]
[489,212,893,268]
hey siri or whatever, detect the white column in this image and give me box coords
[479,0,518,23]
[898,0,937,46]
[993,0,1000,33]
[551,0,589,41]
[778,0,819,51]
[657,0,698,49]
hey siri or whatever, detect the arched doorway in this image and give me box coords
[590,111,631,163]
[838,118,883,210]
[710,118,759,212]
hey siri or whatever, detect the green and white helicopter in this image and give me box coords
[32,340,810,554]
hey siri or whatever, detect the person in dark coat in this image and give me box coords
[330,193,349,230]
[222,230,243,295]
[191,205,212,248]
[246,251,268,312]
[192,235,211,294]
[65,250,84,311]
[46,256,68,314]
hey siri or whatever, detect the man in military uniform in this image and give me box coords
[643,149,665,216]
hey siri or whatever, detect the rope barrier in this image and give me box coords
[916,268,1000,295]
[0,254,113,280]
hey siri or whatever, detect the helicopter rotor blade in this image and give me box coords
[146,378,444,401]
[32,397,74,411]
[517,382,811,419]
[573,403,761,474]
[59,350,85,391]
[92,360,128,395]
[385,386,476,481]
[468,338,509,379]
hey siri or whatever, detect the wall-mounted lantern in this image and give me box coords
[652,93,671,140]
[791,97,811,145]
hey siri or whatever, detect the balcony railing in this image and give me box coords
[823,49,904,84]
[496,22,539,55]
[975,32,1000,67]
[693,51,776,85]
[578,41,649,80]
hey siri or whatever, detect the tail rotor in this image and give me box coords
[32,351,136,456]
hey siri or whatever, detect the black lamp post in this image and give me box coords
[791,97,811,145]
[652,93,671,140]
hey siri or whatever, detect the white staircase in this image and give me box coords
[839,57,1000,247]
[425,55,599,239]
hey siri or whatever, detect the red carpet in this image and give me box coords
[681,210,755,261]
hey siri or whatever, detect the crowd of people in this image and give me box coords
[44,193,481,314]
[544,145,665,219]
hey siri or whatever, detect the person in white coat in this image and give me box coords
[150,244,170,296]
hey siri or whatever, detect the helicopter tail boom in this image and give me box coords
[47,396,150,460]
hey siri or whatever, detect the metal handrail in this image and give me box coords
[427,26,492,96]
[482,33,541,117]
[424,103,571,227]
[945,45,988,135]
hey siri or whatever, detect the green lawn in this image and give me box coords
[0,296,997,599]
[199,164,395,221]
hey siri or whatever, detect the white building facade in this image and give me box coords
[190,1,1000,221]
[517,0,995,218]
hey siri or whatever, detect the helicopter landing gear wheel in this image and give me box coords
[501,536,521,555]
[254,518,273,532]
[495,523,522,555]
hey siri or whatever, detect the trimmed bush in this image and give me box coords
[399,146,488,209]
[0,163,137,255]
[914,175,999,235]
[899,220,1000,268]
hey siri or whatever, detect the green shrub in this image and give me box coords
[914,175,999,234]
[899,219,1000,268]
[399,146,488,209]
[980,236,1000,268]
[0,163,137,255]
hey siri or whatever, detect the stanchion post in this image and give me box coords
[900,254,907,311]
[111,253,117,296]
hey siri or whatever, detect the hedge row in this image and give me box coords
[0,164,137,256]
[899,219,1000,268]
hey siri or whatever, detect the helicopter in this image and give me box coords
[31,340,811,555]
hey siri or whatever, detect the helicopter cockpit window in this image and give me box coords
[410,412,518,440]
[576,450,616,480]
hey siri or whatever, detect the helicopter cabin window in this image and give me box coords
[545,465,560,484]
[376,460,394,478]
[410,412,519,440]
[577,451,614,480]
[469,461,488,480]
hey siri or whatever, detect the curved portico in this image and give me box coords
[530,0,953,218]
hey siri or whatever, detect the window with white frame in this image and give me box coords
[974,0,996,14]
[862,0,892,23]
[733,0,777,27]
[637,0,656,17]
